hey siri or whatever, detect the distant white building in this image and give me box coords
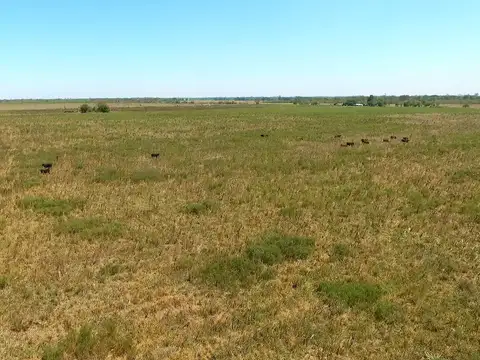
[355,103,364,106]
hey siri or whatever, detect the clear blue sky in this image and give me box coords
[1,0,479,99]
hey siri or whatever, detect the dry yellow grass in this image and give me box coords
[0,106,479,360]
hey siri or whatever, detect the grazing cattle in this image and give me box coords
[151,153,160,158]
[346,142,355,147]
[383,139,389,142]
[390,136,397,139]
[261,134,269,137]
[40,168,50,174]
[42,163,53,169]
[401,137,410,143]
[361,139,370,144]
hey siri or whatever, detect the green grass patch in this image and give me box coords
[41,318,135,360]
[402,188,444,217]
[331,243,351,261]
[246,233,315,265]
[279,206,300,218]
[200,255,274,289]
[374,301,400,323]
[450,169,480,183]
[94,168,124,182]
[317,281,384,308]
[183,201,215,215]
[460,199,480,223]
[98,263,124,282]
[23,178,43,189]
[58,217,123,240]
[199,232,314,289]
[0,276,8,290]
[19,196,85,216]
[129,169,164,183]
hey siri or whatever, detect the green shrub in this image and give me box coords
[96,103,110,113]
[79,104,90,113]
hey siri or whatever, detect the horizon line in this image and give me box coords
[1,93,479,101]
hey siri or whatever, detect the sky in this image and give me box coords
[1,0,480,99]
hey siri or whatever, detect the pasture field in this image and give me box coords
[0,105,479,360]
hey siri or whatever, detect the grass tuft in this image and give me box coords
[374,301,400,323]
[0,276,8,290]
[57,217,123,240]
[19,196,84,216]
[98,263,124,281]
[279,206,300,218]
[200,255,273,289]
[331,243,351,261]
[183,201,215,215]
[41,318,135,360]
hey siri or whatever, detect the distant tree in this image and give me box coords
[376,98,385,107]
[343,99,357,106]
[79,104,90,113]
[96,103,110,113]
[367,95,376,107]
[293,97,303,105]
[463,104,470,108]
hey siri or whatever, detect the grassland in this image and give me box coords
[0,105,479,360]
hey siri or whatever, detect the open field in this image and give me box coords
[1,105,480,360]
[0,101,258,112]
[0,102,168,111]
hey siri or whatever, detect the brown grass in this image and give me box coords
[0,106,479,359]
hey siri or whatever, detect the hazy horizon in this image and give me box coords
[1,93,480,102]
[2,0,479,99]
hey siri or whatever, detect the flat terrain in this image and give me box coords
[0,106,479,360]
[0,101,255,112]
